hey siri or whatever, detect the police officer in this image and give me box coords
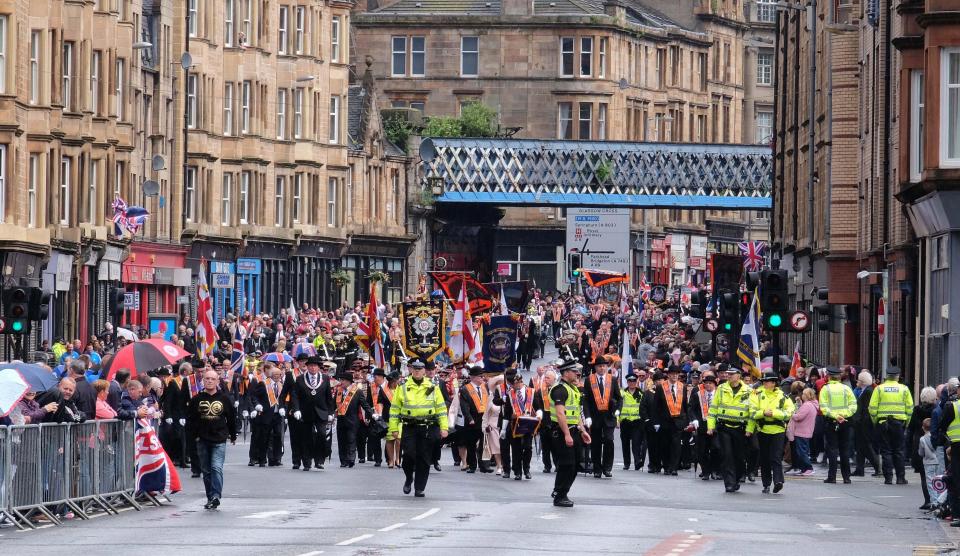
[819,366,858,484]
[388,359,449,497]
[550,359,592,508]
[748,370,795,494]
[707,366,751,493]
[619,374,644,471]
[868,365,913,485]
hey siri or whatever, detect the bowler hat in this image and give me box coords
[372,368,386,377]
[468,365,485,377]
[306,355,323,366]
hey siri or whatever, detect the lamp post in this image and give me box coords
[858,269,889,375]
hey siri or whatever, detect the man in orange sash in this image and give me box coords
[584,355,622,478]
[654,365,689,475]
[459,365,491,473]
[498,373,539,480]
[334,369,373,468]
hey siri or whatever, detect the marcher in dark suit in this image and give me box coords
[642,372,662,473]
[250,362,290,467]
[583,355,622,478]
[688,373,721,480]
[352,360,373,463]
[290,357,335,470]
[459,365,491,473]
[498,373,539,479]
[654,366,689,475]
[533,369,557,473]
[333,369,373,467]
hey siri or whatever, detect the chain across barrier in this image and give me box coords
[0,419,149,530]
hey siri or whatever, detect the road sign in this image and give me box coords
[789,311,810,332]
[705,318,719,333]
[0,319,6,333]
[123,291,140,311]
[497,263,512,276]
[877,298,886,343]
[565,208,630,274]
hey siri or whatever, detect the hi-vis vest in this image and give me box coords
[387,378,448,435]
[707,382,752,430]
[550,382,582,426]
[620,389,642,422]
[819,380,857,420]
[946,400,960,444]
[868,380,913,423]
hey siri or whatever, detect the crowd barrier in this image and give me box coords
[0,419,148,530]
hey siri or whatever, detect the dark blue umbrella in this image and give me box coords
[0,362,58,392]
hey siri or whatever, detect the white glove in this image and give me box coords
[242,410,249,418]
[500,429,507,440]
[615,410,621,417]
[691,419,700,430]
[293,410,302,421]
[536,410,543,419]
[584,417,593,428]
[250,411,259,419]
[279,408,286,418]
[328,415,335,422]
[234,401,239,408]
[178,418,186,426]
[165,418,173,424]
[373,413,381,420]
[255,404,263,412]
[654,424,661,432]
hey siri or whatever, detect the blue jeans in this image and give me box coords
[793,436,812,471]
[196,440,226,501]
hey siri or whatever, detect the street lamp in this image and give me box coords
[857,269,889,375]
[295,75,316,83]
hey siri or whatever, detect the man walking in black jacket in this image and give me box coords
[186,369,237,510]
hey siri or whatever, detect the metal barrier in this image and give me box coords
[1,420,141,530]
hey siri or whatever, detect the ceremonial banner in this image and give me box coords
[400,299,447,361]
[482,281,530,315]
[135,419,182,495]
[580,269,629,288]
[482,315,518,373]
[429,271,493,315]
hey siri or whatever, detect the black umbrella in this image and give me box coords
[0,362,59,392]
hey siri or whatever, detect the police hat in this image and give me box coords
[468,365,485,377]
[701,374,717,384]
[372,367,386,377]
[726,366,742,375]
[306,355,323,366]
[761,370,779,382]
[626,374,638,382]
[885,365,902,378]
[557,359,583,374]
[410,360,426,370]
[826,366,841,376]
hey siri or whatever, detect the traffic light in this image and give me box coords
[745,271,761,292]
[568,252,582,281]
[29,288,51,321]
[720,291,740,333]
[691,290,708,318]
[109,287,127,324]
[814,288,835,331]
[3,287,31,334]
[761,269,789,329]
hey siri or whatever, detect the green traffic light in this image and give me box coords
[768,314,783,328]
[10,320,24,332]
[723,323,732,331]
[573,270,580,276]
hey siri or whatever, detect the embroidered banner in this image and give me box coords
[400,299,447,361]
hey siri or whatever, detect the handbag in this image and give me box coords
[368,417,388,439]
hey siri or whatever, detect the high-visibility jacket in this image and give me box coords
[946,400,960,443]
[819,379,857,420]
[747,388,795,434]
[868,380,913,423]
[619,388,642,423]
[707,382,752,430]
[387,377,448,435]
[550,382,582,426]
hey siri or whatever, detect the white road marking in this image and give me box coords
[687,517,699,522]
[295,551,325,556]
[379,522,407,532]
[684,529,695,533]
[873,495,903,498]
[240,510,290,519]
[337,534,374,546]
[816,523,846,531]
[814,496,841,500]
[539,513,561,520]
[411,507,440,521]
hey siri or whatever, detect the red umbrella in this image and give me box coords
[102,339,191,380]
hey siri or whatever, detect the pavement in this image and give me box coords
[1,347,954,555]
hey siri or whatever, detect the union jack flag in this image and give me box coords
[230,322,246,376]
[737,241,767,272]
[135,419,181,495]
[639,275,652,301]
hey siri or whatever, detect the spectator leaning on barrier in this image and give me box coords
[186,369,238,510]
[92,380,117,420]
[17,389,58,424]
[42,377,86,423]
[118,380,151,421]
[68,359,97,420]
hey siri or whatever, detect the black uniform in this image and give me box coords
[654,379,689,475]
[290,371,334,469]
[159,377,184,466]
[499,385,536,478]
[459,382,489,472]
[583,372,622,476]
[334,382,373,466]
[688,387,720,479]
[619,386,646,470]
[642,387,661,472]
[533,384,554,472]
[251,377,291,466]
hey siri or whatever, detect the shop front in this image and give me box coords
[187,242,239,323]
[244,241,292,316]
[236,258,261,315]
[42,249,76,344]
[290,239,345,311]
[344,236,412,306]
[121,242,190,330]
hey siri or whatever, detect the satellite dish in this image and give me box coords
[419,138,436,162]
[151,155,166,171]
[618,78,629,90]
[433,257,447,270]
[180,52,193,70]
[142,180,160,196]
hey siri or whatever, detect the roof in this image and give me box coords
[374,0,501,15]
[347,85,366,152]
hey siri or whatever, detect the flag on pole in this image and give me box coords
[789,341,802,378]
[737,241,767,272]
[639,275,651,301]
[619,328,632,388]
[287,298,298,325]
[736,288,762,378]
[450,279,479,363]
[195,259,216,358]
[230,323,247,377]
[357,281,385,368]
[499,285,510,316]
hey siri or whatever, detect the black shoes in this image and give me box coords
[843,478,852,484]
[762,487,770,494]
[850,470,865,477]
[466,468,476,474]
[624,465,630,470]
[594,472,602,479]
[746,474,755,483]
[414,491,425,497]
[823,478,836,484]
[603,471,613,478]
[258,463,266,468]
[403,480,412,494]
[773,483,783,493]
[348,462,355,468]
[896,477,908,485]
[503,473,512,479]
[951,519,960,528]
[248,461,256,467]
[203,500,214,509]
[725,487,736,493]
[302,466,311,471]
[433,463,442,472]
[514,475,522,481]
[292,464,300,470]
[210,498,220,509]
[524,472,532,480]
[553,495,574,507]
[884,477,893,485]
[543,468,552,473]
[374,462,382,467]
[191,472,201,478]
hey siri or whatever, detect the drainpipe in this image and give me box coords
[807,0,817,252]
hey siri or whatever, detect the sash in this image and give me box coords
[590,374,613,412]
[382,384,394,404]
[372,383,383,414]
[699,386,711,419]
[552,305,562,320]
[265,379,280,407]
[540,382,552,414]
[590,304,603,322]
[664,382,683,417]
[466,383,488,414]
[509,387,535,418]
[447,377,459,398]
[336,384,358,416]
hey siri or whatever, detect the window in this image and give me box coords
[578,102,592,140]
[757,51,773,85]
[941,48,960,166]
[27,154,38,228]
[221,173,232,225]
[295,6,305,54]
[60,156,71,225]
[293,173,302,223]
[90,50,101,113]
[933,235,949,270]
[115,58,125,119]
[241,80,251,133]
[461,36,479,77]
[756,111,773,144]
[410,101,425,112]
[188,0,198,37]
[327,177,337,227]
[278,6,289,54]
[331,16,340,62]
[186,74,197,128]
[30,31,40,104]
[293,88,303,138]
[560,37,574,77]
[88,159,97,223]
[242,0,252,44]
[697,114,707,142]
[756,0,776,22]
[391,171,400,224]
[579,37,592,77]
[598,103,607,140]
[276,88,287,139]
[114,161,123,199]
[411,36,425,76]
[239,171,250,224]
[698,53,707,91]
[599,38,607,79]
[391,36,406,76]
[223,83,233,135]
[558,102,573,139]
[225,0,234,46]
[62,42,74,111]
[185,166,196,222]
[0,16,7,93]
[910,70,925,182]
[656,49,666,89]
[329,95,339,143]
[346,165,353,218]
[275,176,285,227]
